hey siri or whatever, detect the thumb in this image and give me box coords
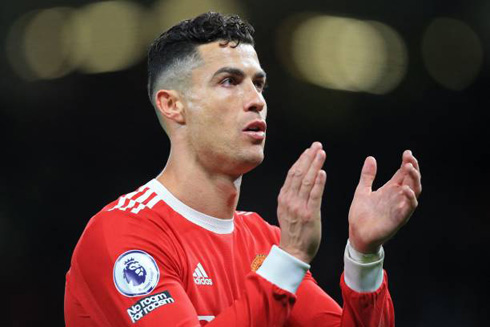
[357,156,377,192]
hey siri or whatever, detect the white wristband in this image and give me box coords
[256,245,310,294]
[343,240,385,292]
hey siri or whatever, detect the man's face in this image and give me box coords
[183,41,267,177]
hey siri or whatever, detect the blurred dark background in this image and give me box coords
[1,0,489,326]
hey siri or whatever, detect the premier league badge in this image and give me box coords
[113,250,160,297]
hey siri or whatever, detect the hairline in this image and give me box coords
[150,49,203,108]
[150,40,255,107]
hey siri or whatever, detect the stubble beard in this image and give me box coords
[199,139,265,177]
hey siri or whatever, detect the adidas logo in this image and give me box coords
[193,263,213,286]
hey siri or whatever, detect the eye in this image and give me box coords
[254,79,268,92]
[220,76,238,86]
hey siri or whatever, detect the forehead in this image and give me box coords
[195,42,263,74]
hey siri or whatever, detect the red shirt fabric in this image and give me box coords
[65,179,394,326]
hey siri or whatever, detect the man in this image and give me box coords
[64,12,422,326]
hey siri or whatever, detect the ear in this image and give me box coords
[155,89,186,125]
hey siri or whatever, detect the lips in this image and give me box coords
[242,120,267,141]
[243,120,267,133]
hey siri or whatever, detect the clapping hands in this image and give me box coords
[348,150,422,254]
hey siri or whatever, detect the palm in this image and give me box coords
[348,151,422,254]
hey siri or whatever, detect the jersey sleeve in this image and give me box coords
[339,271,394,327]
[65,210,301,327]
[285,269,394,327]
[65,209,200,326]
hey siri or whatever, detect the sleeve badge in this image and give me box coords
[113,250,160,297]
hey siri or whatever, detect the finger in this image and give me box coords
[307,169,327,211]
[392,185,417,227]
[280,148,308,195]
[401,184,418,209]
[402,163,422,196]
[299,150,326,200]
[403,150,421,174]
[356,156,377,193]
[290,142,323,193]
[390,150,418,185]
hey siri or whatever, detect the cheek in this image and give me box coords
[196,106,234,132]
[188,109,229,149]
[186,92,241,141]
[195,110,226,133]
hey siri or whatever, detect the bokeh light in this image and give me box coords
[6,0,247,80]
[66,1,147,74]
[365,21,409,94]
[422,17,483,91]
[152,0,246,34]
[280,14,408,94]
[6,8,75,80]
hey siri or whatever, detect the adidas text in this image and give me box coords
[193,263,213,286]
[194,276,213,285]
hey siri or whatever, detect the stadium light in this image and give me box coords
[67,1,146,74]
[6,8,75,80]
[280,14,408,95]
[152,0,246,34]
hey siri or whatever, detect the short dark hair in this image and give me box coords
[147,12,255,104]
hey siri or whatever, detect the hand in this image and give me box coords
[277,142,327,264]
[348,150,422,254]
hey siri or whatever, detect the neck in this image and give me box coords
[156,149,242,220]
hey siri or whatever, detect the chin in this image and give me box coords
[217,145,265,175]
[239,151,265,173]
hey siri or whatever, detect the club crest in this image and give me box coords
[251,254,267,272]
[113,250,160,297]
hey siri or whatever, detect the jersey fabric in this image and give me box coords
[65,179,394,326]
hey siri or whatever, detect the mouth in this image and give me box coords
[243,120,267,141]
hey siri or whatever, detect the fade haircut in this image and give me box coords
[147,12,255,109]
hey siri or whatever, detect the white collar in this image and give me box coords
[146,179,234,234]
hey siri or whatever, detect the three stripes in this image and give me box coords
[193,262,209,278]
[109,186,160,214]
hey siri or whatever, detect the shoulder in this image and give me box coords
[72,184,180,269]
[67,182,187,300]
[80,185,163,240]
[100,183,162,216]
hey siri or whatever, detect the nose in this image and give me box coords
[244,80,266,113]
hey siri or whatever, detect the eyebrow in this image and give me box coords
[212,67,267,80]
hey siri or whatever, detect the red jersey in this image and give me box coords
[65,179,394,326]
